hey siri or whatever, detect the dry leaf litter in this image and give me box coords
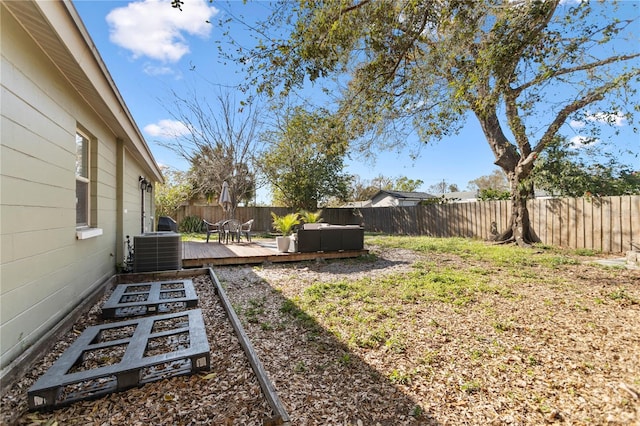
[1,275,273,425]
[1,244,639,425]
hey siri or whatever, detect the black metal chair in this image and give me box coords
[221,219,242,244]
[203,219,224,243]
[238,219,254,242]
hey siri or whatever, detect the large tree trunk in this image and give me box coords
[494,172,540,247]
[475,111,539,247]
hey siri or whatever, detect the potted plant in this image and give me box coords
[298,210,323,228]
[270,212,300,252]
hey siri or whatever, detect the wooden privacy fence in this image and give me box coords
[175,195,639,253]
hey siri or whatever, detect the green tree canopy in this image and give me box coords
[348,174,425,201]
[395,176,425,192]
[259,106,351,210]
[154,166,192,219]
[532,136,640,197]
[233,0,639,246]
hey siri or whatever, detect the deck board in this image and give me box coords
[181,240,367,267]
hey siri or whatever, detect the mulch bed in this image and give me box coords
[0,274,274,425]
[1,245,639,425]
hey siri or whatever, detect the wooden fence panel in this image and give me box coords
[462,203,473,238]
[593,198,604,251]
[554,198,563,247]
[601,198,612,253]
[544,199,553,245]
[473,202,481,239]
[174,195,639,253]
[455,203,464,237]
[620,196,631,251]
[529,199,540,242]
[568,198,577,249]
[489,201,498,239]
[545,199,557,247]
[631,196,640,249]
[416,205,425,235]
[611,196,622,253]
[560,198,569,248]
[573,198,583,249]
[584,199,594,250]
[451,203,459,237]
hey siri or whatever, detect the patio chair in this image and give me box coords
[203,219,224,243]
[238,219,254,242]
[221,219,242,244]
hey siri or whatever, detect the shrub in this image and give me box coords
[298,210,323,224]
[180,216,203,233]
[271,212,300,236]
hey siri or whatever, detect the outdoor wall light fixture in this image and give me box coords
[139,176,151,192]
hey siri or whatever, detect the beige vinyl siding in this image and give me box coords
[0,5,154,368]
[123,159,148,234]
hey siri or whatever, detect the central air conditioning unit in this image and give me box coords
[133,232,182,273]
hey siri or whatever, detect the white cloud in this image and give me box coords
[585,111,627,127]
[143,64,176,76]
[144,119,190,138]
[106,0,218,63]
[569,119,586,129]
[569,135,599,149]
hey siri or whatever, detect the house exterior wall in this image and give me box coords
[397,199,419,207]
[0,2,159,369]
[371,194,421,207]
[371,194,398,207]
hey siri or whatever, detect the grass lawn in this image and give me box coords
[219,235,639,425]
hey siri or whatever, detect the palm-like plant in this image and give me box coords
[270,212,300,236]
[298,210,323,224]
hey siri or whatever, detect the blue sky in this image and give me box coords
[73,0,639,202]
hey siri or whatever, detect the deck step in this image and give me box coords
[28,310,210,411]
[101,279,198,318]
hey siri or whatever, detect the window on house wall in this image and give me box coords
[76,131,90,227]
[75,129,103,239]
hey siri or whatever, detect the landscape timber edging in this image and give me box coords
[207,267,291,426]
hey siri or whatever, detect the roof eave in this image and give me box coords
[4,0,163,183]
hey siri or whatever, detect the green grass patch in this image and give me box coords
[278,236,597,354]
[180,232,207,242]
[388,369,413,385]
[607,287,638,304]
[285,259,514,350]
[244,298,266,323]
[460,379,482,394]
[367,235,582,268]
[280,298,318,330]
[573,248,600,256]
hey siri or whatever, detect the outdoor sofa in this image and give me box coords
[296,224,364,253]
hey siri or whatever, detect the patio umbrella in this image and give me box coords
[218,181,232,215]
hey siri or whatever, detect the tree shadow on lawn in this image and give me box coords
[217,266,440,426]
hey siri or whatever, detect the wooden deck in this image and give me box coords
[181,240,368,268]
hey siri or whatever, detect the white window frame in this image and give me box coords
[75,129,102,239]
[75,131,90,227]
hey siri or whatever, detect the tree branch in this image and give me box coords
[528,77,632,163]
[514,53,640,95]
[340,0,370,15]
